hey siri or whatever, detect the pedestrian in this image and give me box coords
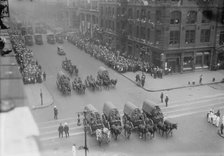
[221,123,224,135]
[64,122,69,138]
[165,95,169,107]
[141,74,145,87]
[54,106,58,120]
[43,72,46,81]
[58,123,64,138]
[72,144,77,156]
[77,113,81,126]
[160,92,164,103]
[40,89,43,106]
[199,74,203,84]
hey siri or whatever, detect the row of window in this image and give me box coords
[128,27,211,44]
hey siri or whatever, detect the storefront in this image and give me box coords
[166,53,181,73]
[182,52,194,71]
[195,51,210,69]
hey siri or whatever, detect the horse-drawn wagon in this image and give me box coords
[97,66,117,88]
[62,58,78,76]
[84,104,110,145]
[102,101,122,140]
[123,102,144,129]
[56,71,71,95]
[142,100,164,125]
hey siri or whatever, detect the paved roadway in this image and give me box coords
[28,37,224,156]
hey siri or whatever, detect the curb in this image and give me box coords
[32,82,54,110]
[68,42,224,92]
[120,73,223,92]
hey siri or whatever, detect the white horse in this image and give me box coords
[207,111,220,127]
[96,128,111,146]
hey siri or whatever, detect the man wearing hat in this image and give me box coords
[54,106,58,119]
[64,122,69,138]
[58,123,64,138]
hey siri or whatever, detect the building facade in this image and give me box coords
[77,0,224,73]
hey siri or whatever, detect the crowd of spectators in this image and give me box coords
[67,32,160,75]
[9,30,43,84]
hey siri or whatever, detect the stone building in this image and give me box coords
[76,0,224,73]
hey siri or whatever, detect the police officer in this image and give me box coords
[58,123,64,138]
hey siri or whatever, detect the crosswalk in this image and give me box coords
[37,94,224,142]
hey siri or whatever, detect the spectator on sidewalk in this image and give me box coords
[141,74,145,87]
[43,72,46,81]
[160,92,164,103]
[165,95,169,107]
[58,123,64,138]
[64,122,69,138]
[221,123,224,135]
[54,106,58,120]
[199,74,203,84]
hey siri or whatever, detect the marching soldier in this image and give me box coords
[58,123,64,138]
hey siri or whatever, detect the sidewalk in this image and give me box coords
[24,83,54,109]
[122,70,224,92]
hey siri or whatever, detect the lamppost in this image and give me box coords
[78,110,88,156]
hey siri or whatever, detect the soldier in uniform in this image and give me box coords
[58,123,64,138]
[64,122,69,138]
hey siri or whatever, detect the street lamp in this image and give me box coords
[78,110,88,156]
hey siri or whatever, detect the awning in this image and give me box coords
[204,52,210,55]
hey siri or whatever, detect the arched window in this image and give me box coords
[170,11,181,24]
[117,8,120,16]
[202,10,212,23]
[186,11,197,24]
[108,7,111,16]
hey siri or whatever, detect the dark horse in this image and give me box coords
[146,124,157,138]
[111,124,122,140]
[157,121,169,137]
[164,120,177,136]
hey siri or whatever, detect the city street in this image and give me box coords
[6,1,224,156]
[29,38,224,156]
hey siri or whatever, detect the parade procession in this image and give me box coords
[1,0,224,156]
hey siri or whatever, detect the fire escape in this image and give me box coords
[117,0,128,54]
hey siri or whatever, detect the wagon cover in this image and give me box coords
[123,102,141,117]
[84,104,98,113]
[142,100,158,114]
[103,101,119,117]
